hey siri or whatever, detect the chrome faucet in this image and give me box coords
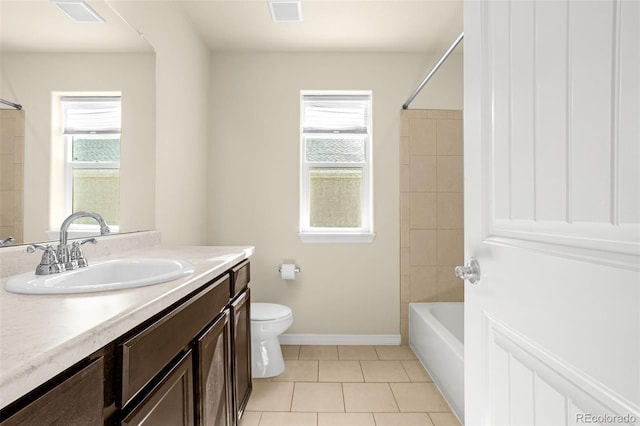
[0,236,15,247]
[28,211,110,275]
[59,211,111,247]
[57,211,110,270]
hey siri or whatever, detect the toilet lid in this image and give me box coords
[251,303,292,321]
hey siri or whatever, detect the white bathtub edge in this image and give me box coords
[410,302,465,424]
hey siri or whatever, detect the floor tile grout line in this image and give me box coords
[386,381,402,414]
[400,358,415,383]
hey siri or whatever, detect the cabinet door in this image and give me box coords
[195,311,232,426]
[0,357,103,426]
[231,289,252,421]
[121,351,194,426]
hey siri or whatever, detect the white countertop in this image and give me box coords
[0,244,254,409]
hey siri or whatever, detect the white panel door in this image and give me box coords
[463,0,640,424]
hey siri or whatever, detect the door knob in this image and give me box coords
[455,259,481,284]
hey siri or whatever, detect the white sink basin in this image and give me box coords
[4,258,196,295]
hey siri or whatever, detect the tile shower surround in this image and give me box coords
[400,110,464,343]
[0,110,24,244]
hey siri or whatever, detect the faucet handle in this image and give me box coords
[27,244,64,275]
[26,244,53,255]
[80,237,98,245]
[70,238,97,268]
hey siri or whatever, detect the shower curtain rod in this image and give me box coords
[402,32,464,110]
[0,99,22,110]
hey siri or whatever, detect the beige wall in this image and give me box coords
[400,109,464,343]
[115,2,211,245]
[208,53,463,337]
[0,53,156,242]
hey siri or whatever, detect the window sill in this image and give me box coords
[298,232,376,244]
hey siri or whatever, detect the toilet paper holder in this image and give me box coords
[278,264,301,273]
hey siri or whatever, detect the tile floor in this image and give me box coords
[240,345,462,426]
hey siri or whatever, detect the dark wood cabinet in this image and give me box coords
[118,275,230,408]
[121,351,194,426]
[231,289,251,421]
[230,260,250,299]
[195,310,233,426]
[0,357,104,426]
[0,260,252,426]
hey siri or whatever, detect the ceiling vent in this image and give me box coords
[50,0,105,23]
[268,0,303,23]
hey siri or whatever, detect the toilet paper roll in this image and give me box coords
[280,264,297,280]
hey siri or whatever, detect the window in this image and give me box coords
[300,92,374,243]
[62,96,121,228]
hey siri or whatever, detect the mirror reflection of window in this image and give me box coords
[62,96,121,228]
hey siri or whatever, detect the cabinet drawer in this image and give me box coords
[118,274,230,407]
[230,261,250,298]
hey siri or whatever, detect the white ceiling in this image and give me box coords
[0,0,462,54]
[0,0,151,52]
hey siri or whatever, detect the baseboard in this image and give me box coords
[278,334,402,346]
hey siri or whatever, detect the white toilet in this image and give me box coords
[250,303,293,378]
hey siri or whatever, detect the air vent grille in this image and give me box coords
[268,0,303,22]
[51,0,105,23]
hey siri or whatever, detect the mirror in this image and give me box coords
[0,0,156,246]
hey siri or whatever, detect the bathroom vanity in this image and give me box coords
[0,235,253,426]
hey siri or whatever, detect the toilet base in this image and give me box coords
[252,336,285,378]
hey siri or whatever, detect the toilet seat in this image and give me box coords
[251,303,292,321]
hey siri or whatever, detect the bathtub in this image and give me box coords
[409,302,464,423]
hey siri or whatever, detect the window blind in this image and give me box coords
[302,95,370,134]
[62,96,121,135]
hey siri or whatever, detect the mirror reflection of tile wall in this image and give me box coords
[0,109,24,244]
[400,109,464,343]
